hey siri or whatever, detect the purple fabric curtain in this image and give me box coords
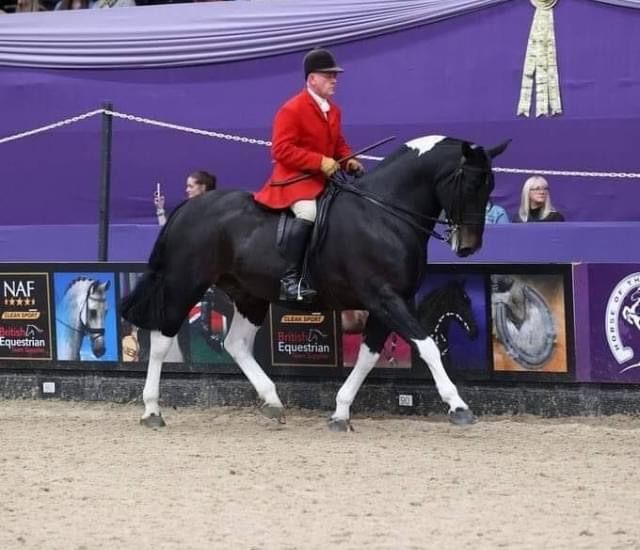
[0,0,508,68]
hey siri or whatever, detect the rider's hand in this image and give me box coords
[346,158,365,176]
[320,156,340,178]
[153,193,165,210]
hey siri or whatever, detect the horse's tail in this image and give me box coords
[121,201,187,331]
[120,270,166,330]
[148,199,187,271]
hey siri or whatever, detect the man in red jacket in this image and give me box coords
[254,48,364,301]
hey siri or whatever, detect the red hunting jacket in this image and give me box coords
[254,89,352,209]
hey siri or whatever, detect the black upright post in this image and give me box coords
[98,102,113,261]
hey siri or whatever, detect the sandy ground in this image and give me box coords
[1,401,640,550]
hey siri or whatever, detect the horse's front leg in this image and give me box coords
[224,303,285,423]
[140,330,174,428]
[373,291,475,426]
[329,315,389,432]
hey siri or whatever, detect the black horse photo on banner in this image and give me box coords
[122,135,509,430]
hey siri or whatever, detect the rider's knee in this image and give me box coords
[290,200,317,222]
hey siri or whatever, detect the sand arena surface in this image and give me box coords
[1,400,640,550]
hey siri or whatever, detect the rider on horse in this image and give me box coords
[253,48,364,301]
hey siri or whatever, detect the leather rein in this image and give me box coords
[330,161,491,242]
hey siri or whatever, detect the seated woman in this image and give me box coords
[515,175,565,222]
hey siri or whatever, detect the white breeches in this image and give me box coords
[291,200,317,222]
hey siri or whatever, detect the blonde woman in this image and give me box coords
[516,175,565,222]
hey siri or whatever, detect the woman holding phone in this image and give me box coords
[153,170,217,226]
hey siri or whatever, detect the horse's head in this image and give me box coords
[436,139,510,257]
[80,280,110,357]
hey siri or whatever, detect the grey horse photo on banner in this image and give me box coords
[54,272,118,362]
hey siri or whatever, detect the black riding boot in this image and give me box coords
[279,218,317,302]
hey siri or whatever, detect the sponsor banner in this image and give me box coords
[490,273,569,373]
[270,305,337,367]
[0,273,52,360]
[580,264,640,383]
[118,272,191,365]
[416,272,488,374]
[187,286,234,365]
[53,272,119,362]
[341,310,411,369]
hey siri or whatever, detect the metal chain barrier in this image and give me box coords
[0,109,104,145]
[492,166,640,179]
[1,107,639,179]
[103,109,272,146]
[360,154,640,179]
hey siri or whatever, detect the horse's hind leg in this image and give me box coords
[370,292,474,425]
[329,315,389,432]
[224,296,285,423]
[140,330,174,428]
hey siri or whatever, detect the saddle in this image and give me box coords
[275,171,358,261]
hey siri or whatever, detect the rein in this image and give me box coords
[330,161,489,241]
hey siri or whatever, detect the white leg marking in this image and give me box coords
[224,306,283,408]
[412,336,468,412]
[142,330,173,419]
[333,343,380,421]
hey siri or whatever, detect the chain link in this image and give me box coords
[0,109,104,145]
[2,108,640,179]
[492,166,640,179]
[103,109,272,146]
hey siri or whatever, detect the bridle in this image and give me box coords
[56,283,106,337]
[330,157,493,242]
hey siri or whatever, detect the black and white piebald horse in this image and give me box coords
[122,135,509,430]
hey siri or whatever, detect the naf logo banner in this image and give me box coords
[0,273,53,360]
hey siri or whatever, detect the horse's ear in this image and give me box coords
[104,280,111,291]
[487,139,511,159]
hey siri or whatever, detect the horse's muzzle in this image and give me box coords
[456,246,476,258]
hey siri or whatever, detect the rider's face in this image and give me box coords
[186,177,205,199]
[308,72,338,99]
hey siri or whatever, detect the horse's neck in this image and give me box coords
[360,160,441,220]
[420,296,447,333]
[57,323,81,360]
[57,283,88,359]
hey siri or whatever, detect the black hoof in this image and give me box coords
[327,418,354,432]
[259,403,286,424]
[140,413,166,428]
[448,408,476,426]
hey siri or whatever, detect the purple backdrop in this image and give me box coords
[1,0,639,228]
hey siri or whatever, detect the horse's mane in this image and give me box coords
[365,136,466,180]
[65,276,94,293]
[369,145,418,173]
